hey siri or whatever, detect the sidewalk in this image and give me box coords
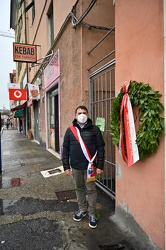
[0,129,137,250]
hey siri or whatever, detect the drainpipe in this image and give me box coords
[23,0,29,134]
[71,0,97,27]
[163,0,166,246]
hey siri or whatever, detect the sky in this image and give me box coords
[0,0,15,110]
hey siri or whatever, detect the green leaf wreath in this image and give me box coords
[110,81,165,160]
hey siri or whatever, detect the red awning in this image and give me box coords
[11,101,27,111]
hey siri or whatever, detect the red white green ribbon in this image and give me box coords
[119,82,139,167]
[70,126,97,181]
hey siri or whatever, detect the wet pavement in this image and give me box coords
[0,129,139,250]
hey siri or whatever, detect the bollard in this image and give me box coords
[0,112,2,174]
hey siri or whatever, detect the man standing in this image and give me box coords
[62,105,105,228]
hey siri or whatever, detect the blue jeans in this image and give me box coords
[72,168,97,216]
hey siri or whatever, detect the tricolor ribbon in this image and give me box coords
[119,82,139,167]
[70,126,97,181]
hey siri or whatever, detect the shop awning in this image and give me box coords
[14,109,23,118]
[11,101,27,111]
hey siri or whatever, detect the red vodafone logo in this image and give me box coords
[9,88,27,100]
[14,90,22,98]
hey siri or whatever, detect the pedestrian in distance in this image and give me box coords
[62,105,105,229]
[6,122,9,130]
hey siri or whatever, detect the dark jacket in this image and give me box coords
[62,118,105,171]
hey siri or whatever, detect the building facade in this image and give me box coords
[10,0,165,249]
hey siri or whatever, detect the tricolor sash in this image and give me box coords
[70,126,97,181]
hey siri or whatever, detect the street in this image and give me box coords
[0,129,137,250]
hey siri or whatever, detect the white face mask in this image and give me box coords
[77,113,87,124]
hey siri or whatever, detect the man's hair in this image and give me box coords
[75,105,88,114]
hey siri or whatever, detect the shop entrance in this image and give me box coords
[34,100,40,142]
[48,88,59,153]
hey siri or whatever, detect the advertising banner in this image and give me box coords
[9,89,27,100]
[28,83,40,100]
[44,50,60,89]
[8,83,20,89]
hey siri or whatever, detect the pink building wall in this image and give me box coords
[115,0,164,249]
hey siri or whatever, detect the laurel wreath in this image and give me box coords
[110,81,165,160]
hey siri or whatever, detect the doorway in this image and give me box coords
[34,100,40,142]
[48,88,60,153]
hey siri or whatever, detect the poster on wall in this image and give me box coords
[96,117,105,132]
[28,83,40,100]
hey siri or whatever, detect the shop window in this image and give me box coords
[25,1,35,24]
[17,0,24,9]
[32,1,35,23]
[17,13,22,42]
[47,1,54,46]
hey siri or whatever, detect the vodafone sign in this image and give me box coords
[9,89,27,100]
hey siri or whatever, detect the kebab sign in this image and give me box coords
[13,42,37,63]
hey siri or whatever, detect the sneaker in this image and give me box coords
[73,210,87,222]
[89,215,97,228]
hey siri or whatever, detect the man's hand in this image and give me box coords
[65,169,71,175]
[96,168,103,175]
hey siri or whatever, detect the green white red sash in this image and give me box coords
[119,82,139,167]
[70,126,97,181]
